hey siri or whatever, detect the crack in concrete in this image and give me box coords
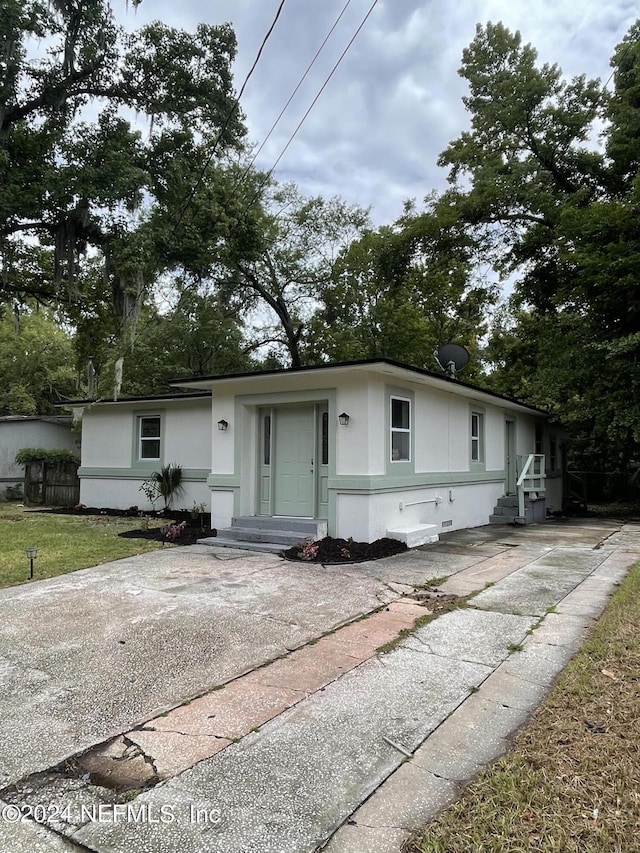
[121,735,160,781]
[211,602,304,630]
[139,726,223,740]
[396,638,495,670]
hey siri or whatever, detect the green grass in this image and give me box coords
[0,503,166,589]
[406,560,640,853]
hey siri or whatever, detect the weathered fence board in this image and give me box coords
[25,461,80,506]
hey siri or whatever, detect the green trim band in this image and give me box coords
[207,474,241,489]
[327,470,506,491]
[78,467,210,481]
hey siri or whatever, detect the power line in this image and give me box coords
[238,0,287,101]
[167,0,289,243]
[244,0,381,213]
[247,0,355,169]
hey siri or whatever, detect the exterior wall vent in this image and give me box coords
[442,520,453,528]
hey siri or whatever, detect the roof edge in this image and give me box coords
[56,391,212,407]
[170,358,549,416]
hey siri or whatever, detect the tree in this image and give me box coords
[67,267,255,398]
[438,21,605,309]
[445,20,640,479]
[223,183,370,367]
[0,305,77,414]
[306,201,496,377]
[1,0,245,323]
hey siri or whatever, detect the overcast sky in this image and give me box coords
[122,0,638,225]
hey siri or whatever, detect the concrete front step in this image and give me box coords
[216,527,310,546]
[496,496,519,509]
[197,537,286,554]
[198,516,328,555]
[231,516,327,537]
[489,514,528,525]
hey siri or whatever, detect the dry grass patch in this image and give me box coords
[406,561,640,853]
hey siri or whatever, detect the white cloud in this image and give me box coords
[121,0,638,223]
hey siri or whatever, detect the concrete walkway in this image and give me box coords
[1,518,638,852]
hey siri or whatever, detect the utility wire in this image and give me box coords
[167,0,288,243]
[243,0,381,213]
[247,0,355,169]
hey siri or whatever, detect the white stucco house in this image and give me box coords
[70,360,564,547]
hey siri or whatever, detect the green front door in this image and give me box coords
[274,407,315,516]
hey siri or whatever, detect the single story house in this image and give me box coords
[0,415,78,500]
[70,360,564,546]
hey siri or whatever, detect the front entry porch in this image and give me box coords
[258,403,329,521]
[200,516,328,554]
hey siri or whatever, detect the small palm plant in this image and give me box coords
[153,463,184,511]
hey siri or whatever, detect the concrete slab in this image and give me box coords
[441,693,532,741]
[347,762,459,830]
[1,517,637,853]
[0,800,81,852]
[400,608,536,666]
[0,552,398,786]
[352,549,486,587]
[478,668,551,711]
[501,642,575,681]
[322,822,408,853]
[74,649,490,852]
[411,719,509,781]
[469,550,606,616]
[146,681,304,740]
[440,550,538,596]
[526,612,594,650]
[125,730,231,780]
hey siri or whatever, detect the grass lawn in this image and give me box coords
[0,503,167,589]
[406,560,640,853]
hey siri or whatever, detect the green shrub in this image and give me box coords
[15,448,79,466]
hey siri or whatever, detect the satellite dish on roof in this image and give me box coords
[434,343,470,379]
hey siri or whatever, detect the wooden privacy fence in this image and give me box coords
[24,460,80,506]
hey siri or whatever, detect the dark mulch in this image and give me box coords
[33,505,195,521]
[283,536,407,564]
[29,505,215,546]
[118,525,217,546]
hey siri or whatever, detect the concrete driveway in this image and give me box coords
[1,518,639,852]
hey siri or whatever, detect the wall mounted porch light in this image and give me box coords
[217,419,229,431]
[338,412,350,426]
[25,547,38,580]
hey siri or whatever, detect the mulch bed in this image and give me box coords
[118,525,217,546]
[283,536,407,564]
[30,506,215,546]
[31,507,407,559]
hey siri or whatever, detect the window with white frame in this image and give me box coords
[390,397,411,462]
[471,411,484,463]
[138,416,161,461]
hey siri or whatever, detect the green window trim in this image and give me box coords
[132,411,165,468]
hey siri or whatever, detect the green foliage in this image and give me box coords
[140,463,184,510]
[1,0,245,320]
[154,463,184,510]
[0,307,77,414]
[226,183,370,367]
[15,448,79,465]
[306,202,495,376]
[439,20,640,476]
